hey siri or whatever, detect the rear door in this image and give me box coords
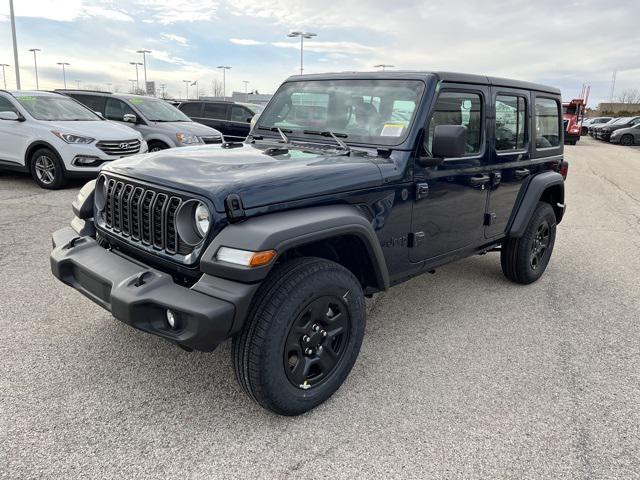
[226,104,252,140]
[410,84,491,262]
[484,88,531,238]
[0,95,26,165]
[178,102,203,121]
[201,102,230,134]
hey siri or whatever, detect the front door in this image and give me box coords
[410,84,490,262]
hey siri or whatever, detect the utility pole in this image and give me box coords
[0,64,9,89]
[287,31,317,75]
[609,70,617,103]
[136,49,151,94]
[9,0,21,89]
[29,48,41,89]
[75,79,81,89]
[128,79,136,93]
[217,66,231,100]
[183,80,191,99]
[56,62,69,89]
[243,80,249,102]
[130,62,142,93]
[160,83,166,99]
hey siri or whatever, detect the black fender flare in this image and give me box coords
[199,205,390,289]
[508,171,565,237]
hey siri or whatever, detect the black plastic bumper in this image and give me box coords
[50,227,240,351]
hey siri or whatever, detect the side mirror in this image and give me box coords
[0,111,20,121]
[432,125,467,158]
[246,116,254,123]
[123,113,137,123]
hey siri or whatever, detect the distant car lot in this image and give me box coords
[2,136,640,478]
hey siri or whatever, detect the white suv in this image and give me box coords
[0,90,148,189]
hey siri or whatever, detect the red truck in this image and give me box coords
[562,98,585,145]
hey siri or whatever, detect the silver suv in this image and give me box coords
[58,90,223,151]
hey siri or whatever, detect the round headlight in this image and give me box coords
[194,202,210,237]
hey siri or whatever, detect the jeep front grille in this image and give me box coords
[101,177,188,256]
[96,139,141,157]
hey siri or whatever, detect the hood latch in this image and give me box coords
[225,194,245,222]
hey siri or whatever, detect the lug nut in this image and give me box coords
[312,324,320,332]
[304,348,313,355]
[302,335,310,342]
[317,346,323,353]
[321,330,327,337]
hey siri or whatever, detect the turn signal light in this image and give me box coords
[216,247,277,267]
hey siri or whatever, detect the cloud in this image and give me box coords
[0,0,133,22]
[161,33,189,46]
[272,41,376,55]
[229,38,264,46]
[133,0,220,24]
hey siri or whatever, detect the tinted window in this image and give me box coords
[534,98,560,149]
[0,96,17,113]
[203,103,228,120]
[495,95,527,151]
[427,91,482,155]
[230,105,249,123]
[71,94,105,113]
[105,98,135,121]
[180,102,202,117]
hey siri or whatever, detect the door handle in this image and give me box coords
[469,174,491,186]
[515,168,530,179]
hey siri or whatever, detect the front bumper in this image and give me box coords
[60,140,149,173]
[50,227,239,351]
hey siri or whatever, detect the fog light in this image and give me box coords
[166,309,177,329]
[72,155,102,167]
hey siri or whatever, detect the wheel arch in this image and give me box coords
[507,171,565,238]
[24,140,64,170]
[200,205,390,292]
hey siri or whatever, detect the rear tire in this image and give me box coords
[148,141,169,152]
[29,147,67,189]
[620,134,634,146]
[501,202,557,284]
[232,257,366,416]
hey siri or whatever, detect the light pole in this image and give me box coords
[9,0,20,89]
[0,64,9,89]
[130,62,142,93]
[136,49,151,94]
[183,80,191,99]
[29,48,41,89]
[217,66,231,100]
[287,31,317,75]
[243,80,249,102]
[374,64,394,71]
[160,83,166,98]
[56,62,69,88]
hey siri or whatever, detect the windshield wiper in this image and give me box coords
[303,130,351,153]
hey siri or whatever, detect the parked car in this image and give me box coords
[590,117,619,137]
[610,124,640,146]
[596,116,640,141]
[51,71,567,415]
[177,100,263,141]
[581,116,612,135]
[58,90,223,151]
[0,90,147,189]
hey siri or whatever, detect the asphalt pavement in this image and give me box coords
[1,137,639,479]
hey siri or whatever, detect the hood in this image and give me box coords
[147,120,221,136]
[103,142,384,212]
[48,120,140,140]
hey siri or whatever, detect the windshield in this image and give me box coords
[16,95,99,121]
[256,79,425,146]
[128,97,191,122]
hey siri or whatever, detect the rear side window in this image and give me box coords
[70,94,105,113]
[203,103,227,119]
[0,96,17,113]
[427,91,483,155]
[180,102,202,117]
[230,105,249,123]
[105,98,135,121]
[495,95,527,151]
[534,98,560,149]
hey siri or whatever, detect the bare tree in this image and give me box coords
[616,88,640,104]
[211,78,224,97]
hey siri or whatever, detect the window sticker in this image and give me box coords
[129,98,144,105]
[380,123,405,137]
[17,96,36,101]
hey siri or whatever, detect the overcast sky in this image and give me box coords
[0,0,638,105]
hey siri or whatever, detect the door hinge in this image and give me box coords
[415,183,429,200]
[484,212,497,226]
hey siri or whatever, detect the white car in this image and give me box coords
[0,90,148,189]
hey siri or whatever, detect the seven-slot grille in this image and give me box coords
[96,139,142,157]
[102,178,184,255]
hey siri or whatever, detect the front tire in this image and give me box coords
[148,141,169,152]
[29,147,67,189]
[232,257,366,416]
[501,202,557,284]
[620,134,634,146]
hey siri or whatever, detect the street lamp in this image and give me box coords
[9,0,21,89]
[28,48,41,89]
[217,66,231,100]
[130,62,142,93]
[183,80,191,99]
[242,80,250,102]
[374,64,394,71]
[56,62,70,88]
[136,49,151,94]
[0,64,9,89]
[287,31,317,75]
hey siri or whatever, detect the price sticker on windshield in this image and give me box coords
[129,98,144,105]
[380,123,405,137]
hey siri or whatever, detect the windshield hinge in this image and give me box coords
[225,194,245,222]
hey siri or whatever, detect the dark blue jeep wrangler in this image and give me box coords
[51,71,567,415]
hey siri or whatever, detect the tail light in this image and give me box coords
[559,161,569,179]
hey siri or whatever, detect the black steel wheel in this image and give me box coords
[232,257,366,416]
[501,202,557,284]
[620,134,634,146]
